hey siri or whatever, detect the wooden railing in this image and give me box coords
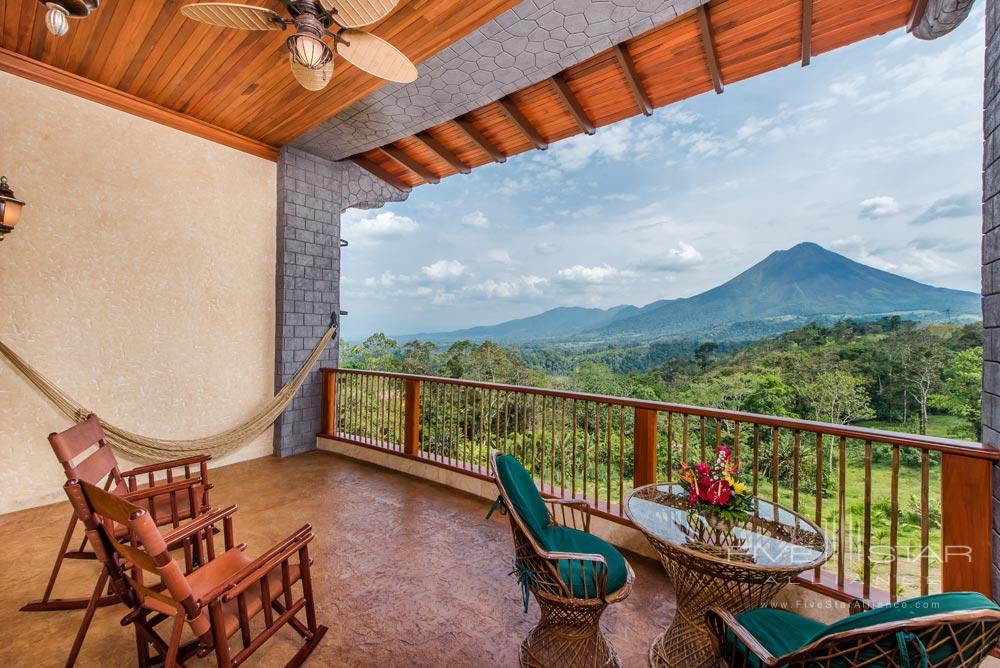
[319,368,998,603]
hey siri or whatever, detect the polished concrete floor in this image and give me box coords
[0,451,676,667]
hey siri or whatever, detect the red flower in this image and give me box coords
[717,445,731,461]
[704,479,732,505]
[696,462,710,477]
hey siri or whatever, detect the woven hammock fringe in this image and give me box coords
[0,325,336,462]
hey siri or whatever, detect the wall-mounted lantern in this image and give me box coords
[39,1,99,38]
[0,177,26,243]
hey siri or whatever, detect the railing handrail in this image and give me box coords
[321,367,1000,460]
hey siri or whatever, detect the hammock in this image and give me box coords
[0,323,337,462]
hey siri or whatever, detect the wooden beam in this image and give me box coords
[906,0,930,33]
[801,0,813,67]
[379,145,441,185]
[696,5,724,95]
[452,117,506,163]
[412,132,471,175]
[612,43,652,116]
[549,74,595,135]
[497,97,548,150]
[0,48,279,161]
[349,155,413,192]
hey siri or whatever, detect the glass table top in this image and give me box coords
[625,483,831,569]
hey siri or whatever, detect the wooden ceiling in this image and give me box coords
[351,0,918,191]
[0,0,521,158]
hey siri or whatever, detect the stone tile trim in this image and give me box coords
[292,0,708,161]
[984,0,1000,603]
[273,147,408,457]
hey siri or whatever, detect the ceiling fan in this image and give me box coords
[180,1,418,92]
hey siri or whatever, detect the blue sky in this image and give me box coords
[340,6,985,339]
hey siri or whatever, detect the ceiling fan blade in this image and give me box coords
[290,54,334,92]
[320,0,399,29]
[336,29,417,83]
[179,3,284,30]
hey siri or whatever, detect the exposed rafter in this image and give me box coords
[453,117,507,163]
[350,155,413,192]
[696,5,724,95]
[413,132,471,175]
[906,0,930,33]
[612,43,652,116]
[497,97,548,150]
[801,0,813,66]
[379,145,441,185]
[550,74,595,135]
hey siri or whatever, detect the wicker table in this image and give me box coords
[625,484,832,668]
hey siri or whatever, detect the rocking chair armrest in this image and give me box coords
[705,608,779,666]
[199,525,314,604]
[546,498,592,533]
[161,505,238,546]
[121,454,212,478]
[120,477,203,502]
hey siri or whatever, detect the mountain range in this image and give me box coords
[398,243,980,345]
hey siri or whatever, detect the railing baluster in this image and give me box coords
[666,412,674,481]
[699,415,706,460]
[618,406,625,514]
[920,448,929,597]
[752,424,760,497]
[682,414,689,463]
[606,403,613,512]
[814,431,823,581]
[792,430,801,512]
[732,420,741,468]
[863,440,872,598]
[837,435,846,589]
[771,427,780,504]
[890,445,899,602]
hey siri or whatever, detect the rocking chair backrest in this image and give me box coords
[49,415,126,493]
[74,479,210,638]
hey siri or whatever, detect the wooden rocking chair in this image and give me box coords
[23,414,214,615]
[66,477,327,668]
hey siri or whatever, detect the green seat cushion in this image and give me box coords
[495,454,551,539]
[811,592,1000,665]
[727,608,825,668]
[728,593,999,667]
[539,526,629,598]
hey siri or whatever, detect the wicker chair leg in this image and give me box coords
[519,596,619,668]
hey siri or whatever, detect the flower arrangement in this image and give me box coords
[678,445,754,526]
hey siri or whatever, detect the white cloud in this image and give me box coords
[342,211,418,246]
[556,264,635,284]
[638,242,704,272]
[421,259,468,281]
[465,275,548,299]
[486,249,513,265]
[858,196,901,219]
[533,241,558,255]
[462,211,490,228]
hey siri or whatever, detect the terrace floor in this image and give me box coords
[0,451,676,667]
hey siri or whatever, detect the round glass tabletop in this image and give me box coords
[625,483,831,569]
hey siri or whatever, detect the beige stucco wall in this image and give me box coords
[0,71,277,514]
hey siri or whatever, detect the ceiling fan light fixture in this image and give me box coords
[290,54,333,91]
[44,3,70,36]
[288,32,332,69]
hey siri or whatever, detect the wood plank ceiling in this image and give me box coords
[0,0,521,156]
[351,0,915,191]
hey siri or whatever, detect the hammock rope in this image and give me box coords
[0,323,337,462]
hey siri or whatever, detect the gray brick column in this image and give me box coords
[273,147,407,457]
[984,0,1000,602]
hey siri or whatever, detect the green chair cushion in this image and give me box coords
[728,592,999,668]
[727,608,825,668]
[811,591,1000,665]
[540,525,630,597]
[495,454,551,539]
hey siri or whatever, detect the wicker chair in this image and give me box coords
[706,591,1000,667]
[65,477,327,668]
[489,450,634,668]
